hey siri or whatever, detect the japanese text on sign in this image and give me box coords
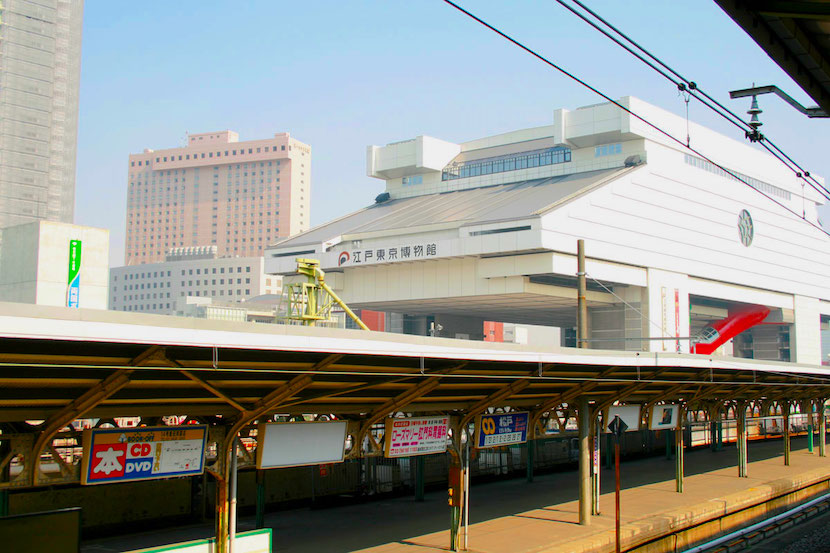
[81,425,207,485]
[384,416,449,458]
[338,243,438,266]
[476,412,529,448]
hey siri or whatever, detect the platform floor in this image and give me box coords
[82,437,830,553]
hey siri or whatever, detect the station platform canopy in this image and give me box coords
[1,302,828,423]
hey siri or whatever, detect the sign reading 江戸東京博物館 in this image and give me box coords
[335,242,440,267]
[384,416,449,458]
[81,425,207,485]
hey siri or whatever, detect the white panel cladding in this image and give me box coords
[476,252,646,287]
[793,295,821,365]
[539,162,830,300]
[339,257,525,305]
[417,136,462,172]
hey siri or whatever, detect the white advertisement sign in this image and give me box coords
[384,416,449,458]
[256,421,347,469]
[604,405,641,433]
[649,404,680,430]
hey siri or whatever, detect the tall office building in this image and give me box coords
[0,0,83,227]
[126,131,311,264]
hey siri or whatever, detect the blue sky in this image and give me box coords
[75,1,830,265]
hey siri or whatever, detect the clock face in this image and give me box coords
[738,209,754,247]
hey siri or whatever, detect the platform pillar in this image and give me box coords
[783,402,791,466]
[415,455,425,501]
[675,408,685,493]
[737,402,748,478]
[820,400,827,458]
[805,400,814,453]
[526,439,535,483]
[228,440,238,552]
[255,469,265,529]
[215,471,229,553]
[448,461,465,551]
[591,419,600,515]
[578,397,591,525]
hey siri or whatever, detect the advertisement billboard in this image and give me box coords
[475,412,529,448]
[384,416,449,458]
[81,425,207,485]
[603,405,641,433]
[256,421,347,469]
[649,404,680,430]
[66,239,81,308]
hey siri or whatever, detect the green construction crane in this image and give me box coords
[283,258,369,330]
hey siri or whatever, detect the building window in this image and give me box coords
[594,143,622,157]
[402,175,423,186]
[442,146,571,181]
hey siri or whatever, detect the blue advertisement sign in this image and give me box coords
[476,411,529,449]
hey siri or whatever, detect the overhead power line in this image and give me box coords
[556,0,830,202]
[440,0,830,237]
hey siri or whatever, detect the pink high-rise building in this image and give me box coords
[125,131,310,264]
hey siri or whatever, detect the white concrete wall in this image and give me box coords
[540,155,829,300]
[793,295,821,365]
[0,222,40,303]
[0,221,109,309]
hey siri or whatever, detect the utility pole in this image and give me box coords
[577,240,588,349]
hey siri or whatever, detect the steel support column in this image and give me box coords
[805,401,814,453]
[820,399,827,458]
[783,402,791,466]
[448,458,464,552]
[591,418,600,515]
[228,440,238,553]
[675,407,685,493]
[738,402,748,478]
[415,455,425,501]
[255,469,265,529]
[578,396,591,525]
[526,439,535,483]
[577,239,588,349]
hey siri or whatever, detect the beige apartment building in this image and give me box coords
[125,130,310,264]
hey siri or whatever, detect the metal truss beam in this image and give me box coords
[29,345,168,486]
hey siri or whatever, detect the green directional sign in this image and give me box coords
[66,239,82,308]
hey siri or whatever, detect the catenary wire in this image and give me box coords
[440,0,830,237]
[557,0,830,202]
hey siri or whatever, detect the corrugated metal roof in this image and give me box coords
[273,167,632,248]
